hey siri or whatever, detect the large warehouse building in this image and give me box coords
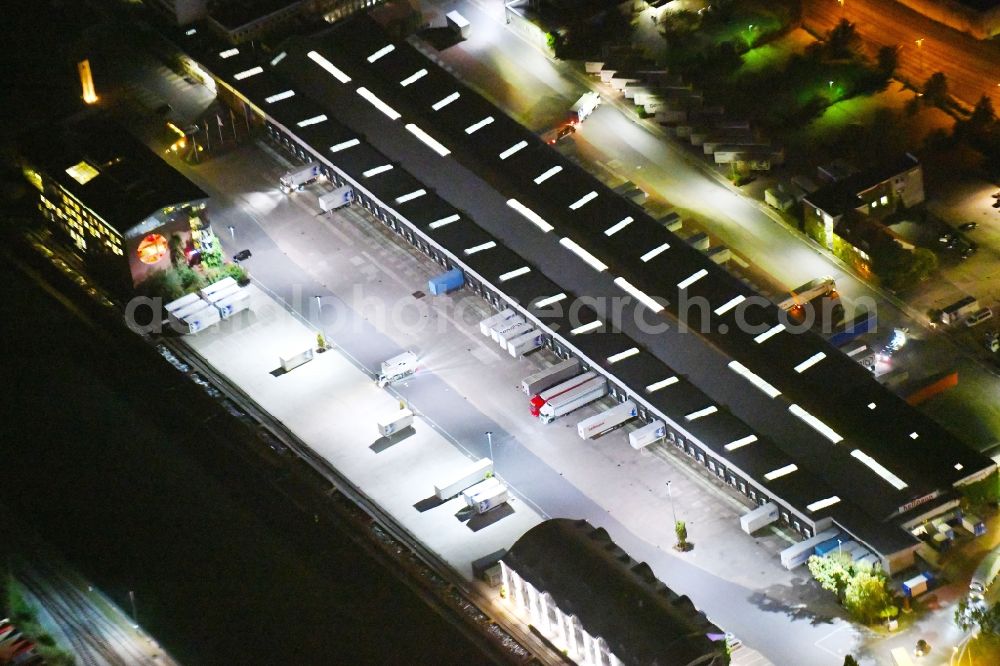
[170,14,995,574]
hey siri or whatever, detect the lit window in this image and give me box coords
[880,195,888,205]
[66,161,99,185]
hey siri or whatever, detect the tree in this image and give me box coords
[807,552,852,598]
[826,19,860,59]
[844,569,896,624]
[317,332,327,350]
[168,233,186,268]
[675,520,688,549]
[843,656,860,666]
[876,45,899,79]
[922,72,949,108]
[969,94,996,128]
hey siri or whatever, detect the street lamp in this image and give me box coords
[486,431,494,463]
[837,538,843,554]
[227,224,235,240]
[915,38,924,75]
[666,480,678,525]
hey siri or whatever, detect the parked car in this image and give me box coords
[960,222,978,231]
[548,125,576,144]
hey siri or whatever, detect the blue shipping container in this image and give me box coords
[428,268,464,295]
[829,311,876,348]
[813,537,844,556]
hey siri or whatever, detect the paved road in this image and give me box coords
[802,0,1000,108]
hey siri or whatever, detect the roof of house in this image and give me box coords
[804,154,921,218]
[503,519,727,665]
[19,111,207,235]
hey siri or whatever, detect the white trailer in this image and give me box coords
[164,292,202,314]
[170,299,211,322]
[462,477,502,507]
[568,92,600,124]
[740,502,779,534]
[377,409,413,437]
[507,330,544,357]
[629,420,666,450]
[215,288,251,319]
[576,400,637,439]
[206,283,241,304]
[199,276,238,300]
[494,321,531,347]
[539,376,608,424]
[446,10,470,38]
[489,315,526,344]
[779,529,840,570]
[175,303,220,334]
[319,185,353,212]
[433,458,493,500]
[280,163,321,193]
[377,351,417,387]
[479,308,516,336]
[280,347,314,373]
[521,358,581,396]
[473,484,509,514]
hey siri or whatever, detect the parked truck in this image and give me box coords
[280,163,321,193]
[539,376,608,424]
[377,351,417,387]
[479,309,516,337]
[377,409,413,437]
[199,276,238,300]
[428,268,464,295]
[902,573,930,598]
[530,371,597,417]
[164,291,202,315]
[433,458,493,500]
[628,420,666,450]
[779,529,840,569]
[961,513,986,537]
[568,92,600,125]
[521,358,581,396]
[938,295,979,325]
[577,400,637,439]
[507,329,545,357]
[319,185,353,212]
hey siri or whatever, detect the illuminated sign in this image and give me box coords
[137,233,169,264]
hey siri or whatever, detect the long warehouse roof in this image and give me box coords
[175,17,993,555]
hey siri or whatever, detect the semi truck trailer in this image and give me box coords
[628,420,666,449]
[539,376,608,424]
[215,289,251,319]
[530,371,597,417]
[377,409,413,437]
[576,400,637,439]
[521,358,581,395]
[479,309,516,336]
[489,316,526,344]
[280,163,321,193]
[507,330,545,357]
[377,351,417,387]
[495,321,532,348]
[428,268,464,295]
[568,92,600,125]
[461,477,509,514]
[433,458,493,500]
[319,185,353,211]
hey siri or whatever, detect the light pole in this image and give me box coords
[228,224,235,240]
[486,431,494,463]
[837,538,843,554]
[128,590,138,628]
[915,38,924,78]
[666,480,678,525]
